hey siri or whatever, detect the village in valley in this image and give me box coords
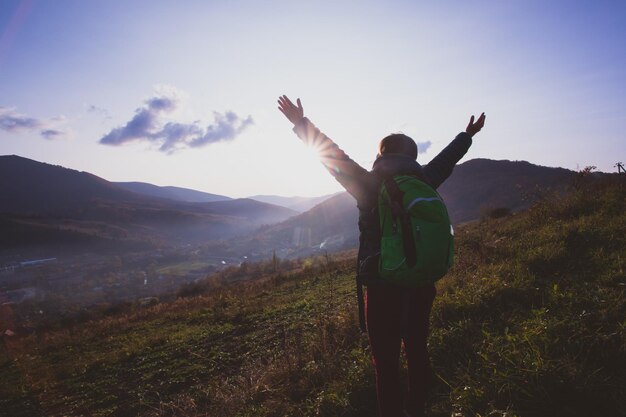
[0,247,248,331]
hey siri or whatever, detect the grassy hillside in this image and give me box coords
[1,177,624,417]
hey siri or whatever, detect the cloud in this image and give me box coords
[156,122,203,152]
[417,140,432,154]
[146,95,177,111]
[99,89,253,153]
[189,111,254,148]
[99,108,163,146]
[40,129,63,139]
[0,106,66,139]
[0,107,42,131]
[86,104,111,119]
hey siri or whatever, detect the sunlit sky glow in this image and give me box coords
[1,0,625,198]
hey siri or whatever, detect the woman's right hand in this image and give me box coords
[278,95,304,125]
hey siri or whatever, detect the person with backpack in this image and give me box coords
[278,95,485,417]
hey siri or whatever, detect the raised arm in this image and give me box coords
[277,95,370,200]
[423,112,486,189]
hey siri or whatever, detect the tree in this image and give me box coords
[272,250,279,272]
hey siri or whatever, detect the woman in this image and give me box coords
[278,95,485,417]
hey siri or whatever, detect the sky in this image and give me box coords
[0,0,625,198]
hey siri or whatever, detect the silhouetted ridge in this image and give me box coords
[0,155,145,214]
[248,193,341,212]
[228,159,601,259]
[116,181,232,203]
[437,158,576,223]
[0,155,298,251]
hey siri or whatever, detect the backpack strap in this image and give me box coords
[383,177,417,268]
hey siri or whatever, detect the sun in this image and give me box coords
[279,139,338,196]
[303,137,325,159]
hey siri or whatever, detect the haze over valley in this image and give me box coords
[0,153,610,322]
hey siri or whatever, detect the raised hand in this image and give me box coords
[466,112,486,137]
[278,95,304,125]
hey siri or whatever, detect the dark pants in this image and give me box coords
[366,284,436,417]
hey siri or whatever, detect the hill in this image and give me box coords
[0,155,146,214]
[252,192,358,255]
[0,155,297,252]
[248,193,341,212]
[224,159,583,259]
[1,175,623,416]
[437,158,577,223]
[115,182,232,203]
[0,155,590,258]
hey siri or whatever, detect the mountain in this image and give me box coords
[115,182,231,203]
[0,155,297,252]
[0,155,600,258]
[437,158,577,223]
[247,193,341,212]
[228,159,591,259]
[243,192,359,258]
[0,155,146,214]
[197,198,299,225]
[115,181,338,212]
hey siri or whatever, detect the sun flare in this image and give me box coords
[303,139,325,159]
[280,139,340,196]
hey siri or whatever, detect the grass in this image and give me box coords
[1,178,624,416]
[156,260,218,277]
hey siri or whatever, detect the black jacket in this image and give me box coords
[292,117,472,282]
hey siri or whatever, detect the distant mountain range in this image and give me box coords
[115,182,232,203]
[0,155,297,253]
[226,159,605,259]
[217,192,358,260]
[1,154,609,259]
[113,181,336,213]
[247,193,342,212]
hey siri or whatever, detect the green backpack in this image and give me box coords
[377,175,454,286]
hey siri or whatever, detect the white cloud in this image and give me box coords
[99,87,253,153]
[0,106,66,139]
